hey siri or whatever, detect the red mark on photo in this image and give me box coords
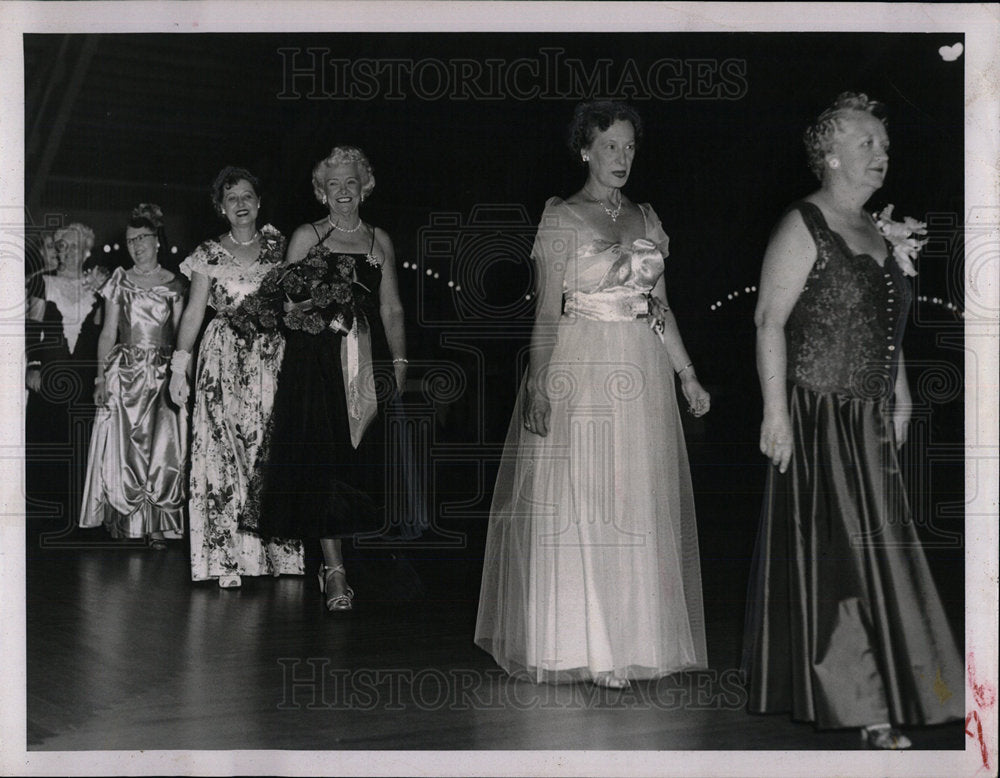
[965,653,996,771]
[968,652,997,709]
[965,711,990,770]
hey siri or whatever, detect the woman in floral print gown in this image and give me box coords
[170,166,303,587]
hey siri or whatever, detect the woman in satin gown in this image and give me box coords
[25,222,109,527]
[742,92,963,748]
[255,145,408,613]
[475,101,711,688]
[79,204,187,544]
[170,167,304,587]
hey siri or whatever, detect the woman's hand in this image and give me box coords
[169,370,189,406]
[93,378,108,406]
[892,403,911,449]
[681,374,711,417]
[523,385,551,437]
[393,360,407,396]
[760,411,793,473]
[25,368,41,393]
[893,350,913,450]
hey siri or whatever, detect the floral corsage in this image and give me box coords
[257,224,288,266]
[81,265,111,294]
[873,204,927,277]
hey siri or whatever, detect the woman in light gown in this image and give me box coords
[79,204,187,545]
[170,167,303,587]
[741,92,963,748]
[475,101,711,688]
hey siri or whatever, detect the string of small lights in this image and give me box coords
[706,285,964,317]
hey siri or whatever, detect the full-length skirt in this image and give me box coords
[188,318,303,580]
[741,383,963,728]
[475,318,708,683]
[79,344,186,536]
[256,326,392,541]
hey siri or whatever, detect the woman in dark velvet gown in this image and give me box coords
[256,145,407,612]
[25,222,109,529]
[742,92,963,749]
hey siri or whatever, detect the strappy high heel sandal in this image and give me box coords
[318,564,354,612]
[861,724,912,750]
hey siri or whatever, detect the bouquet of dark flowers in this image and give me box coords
[229,253,357,338]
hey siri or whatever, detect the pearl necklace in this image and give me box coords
[329,215,363,233]
[585,186,623,223]
[229,230,260,246]
[131,263,161,276]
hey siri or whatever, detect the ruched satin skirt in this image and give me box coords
[741,383,963,728]
[475,317,708,683]
[80,344,186,537]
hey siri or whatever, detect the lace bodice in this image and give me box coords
[786,201,912,398]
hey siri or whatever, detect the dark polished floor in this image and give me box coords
[24,470,966,756]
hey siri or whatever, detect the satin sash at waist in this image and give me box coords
[563,290,649,321]
[335,312,377,449]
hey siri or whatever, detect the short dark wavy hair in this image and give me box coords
[127,202,163,232]
[210,166,261,212]
[803,92,887,181]
[566,100,644,158]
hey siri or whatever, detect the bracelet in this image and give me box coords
[393,357,408,364]
[676,362,694,376]
[170,350,191,372]
[27,361,41,369]
[94,376,105,385]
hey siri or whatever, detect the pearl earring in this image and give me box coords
[829,158,840,169]
[582,155,590,162]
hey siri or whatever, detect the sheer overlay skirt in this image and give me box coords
[476,318,707,682]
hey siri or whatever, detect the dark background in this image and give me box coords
[23,32,967,625]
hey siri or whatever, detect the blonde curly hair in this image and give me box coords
[311,145,375,203]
